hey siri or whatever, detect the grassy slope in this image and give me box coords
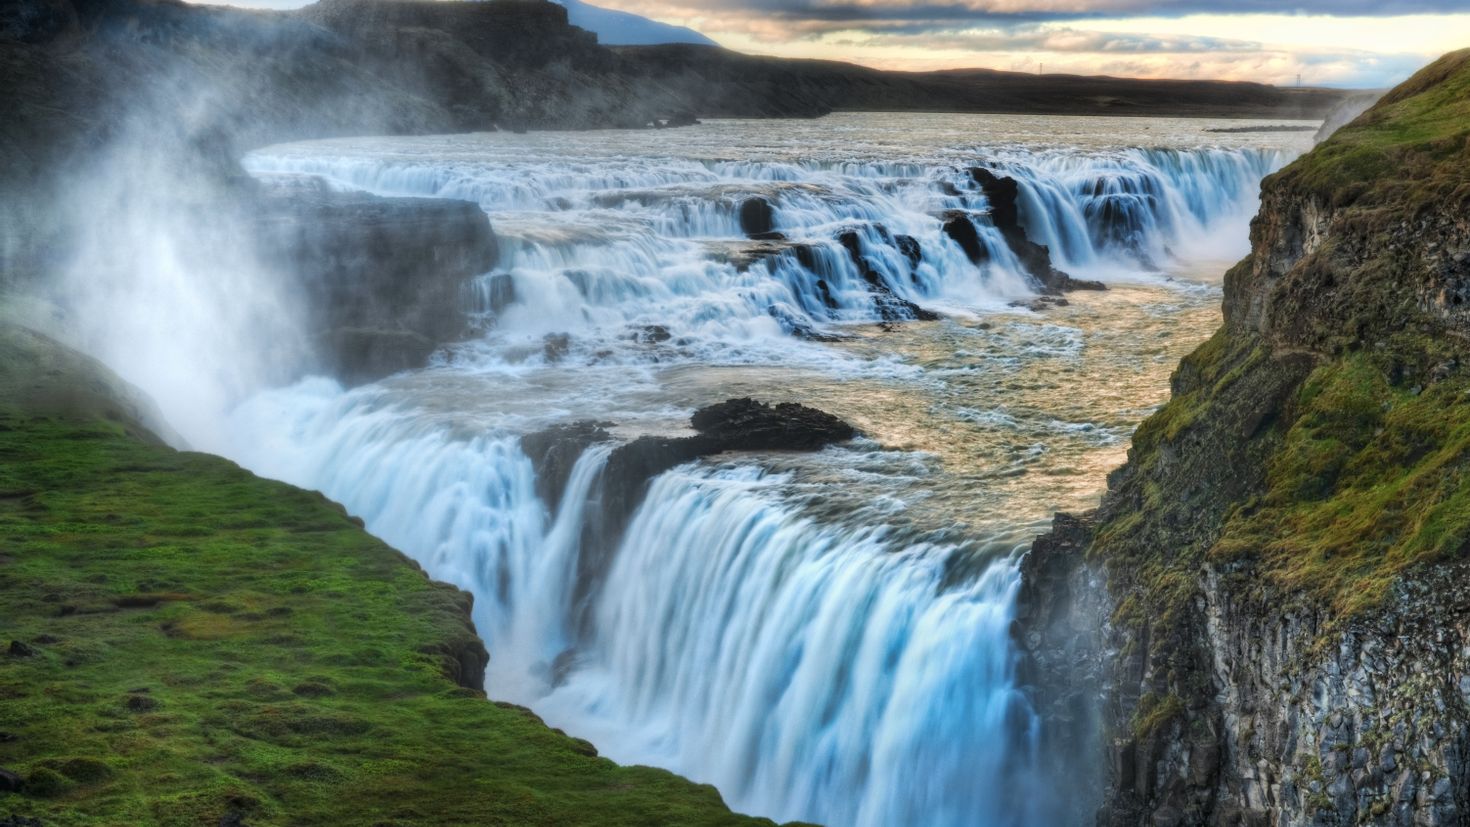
[0,325,777,826]
[1278,48,1470,209]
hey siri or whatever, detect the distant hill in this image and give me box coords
[551,0,715,46]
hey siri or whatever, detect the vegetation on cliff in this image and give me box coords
[0,324,774,826]
[1098,47,1470,633]
[1051,48,1470,826]
[1280,48,1470,209]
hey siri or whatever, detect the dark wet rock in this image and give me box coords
[793,244,821,272]
[542,333,572,363]
[252,175,499,384]
[968,167,1106,294]
[0,766,23,793]
[1009,295,1070,312]
[942,211,987,264]
[559,399,856,630]
[629,325,672,344]
[1012,513,1109,827]
[484,273,516,315]
[739,197,776,238]
[895,233,922,271]
[598,398,854,530]
[520,421,615,509]
[748,230,787,241]
[320,329,436,386]
[692,397,856,450]
[766,306,845,342]
[836,229,941,321]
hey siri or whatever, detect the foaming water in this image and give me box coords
[223,115,1307,826]
[246,113,1302,371]
[545,465,1043,827]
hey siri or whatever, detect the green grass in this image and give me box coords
[0,331,782,825]
[1212,344,1470,617]
[1273,48,1470,210]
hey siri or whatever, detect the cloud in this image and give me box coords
[190,0,1469,88]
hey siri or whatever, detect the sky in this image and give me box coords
[206,0,1470,87]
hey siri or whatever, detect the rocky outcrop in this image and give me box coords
[524,397,854,540]
[1017,49,1470,827]
[968,168,1106,294]
[739,197,779,239]
[835,228,941,321]
[251,175,499,383]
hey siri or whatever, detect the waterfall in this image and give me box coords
[229,385,1046,827]
[542,465,1043,827]
[223,117,1305,826]
[244,137,1288,365]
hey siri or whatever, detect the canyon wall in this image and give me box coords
[1019,49,1470,827]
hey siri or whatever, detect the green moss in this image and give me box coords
[1211,346,1470,617]
[0,409,782,825]
[1274,49,1470,210]
[1131,693,1184,741]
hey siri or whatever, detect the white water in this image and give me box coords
[223,114,1313,826]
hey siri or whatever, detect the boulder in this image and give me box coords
[836,229,940,321]
[519,421,614,509]
[691,397,855,450]
[739,197,776,238]
[551,398,856,634]
[942,212,986,263]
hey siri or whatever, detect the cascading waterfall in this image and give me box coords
[229,387,1046,827]
[245,133,1288,363]
[543,466,1043,827]
[226,115,1313,826]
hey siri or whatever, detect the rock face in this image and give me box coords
[525,397,854,539]
[251,176,500,383]
[968,168,1106,294]
[1016,50,1470,827]
[835,228,941,321]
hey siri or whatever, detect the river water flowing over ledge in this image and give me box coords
[224,113,1313,826]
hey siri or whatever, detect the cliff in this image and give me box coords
[1018,49,1470,826]
[0,321,783,826]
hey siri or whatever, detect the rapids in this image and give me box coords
[226,113,1314,826]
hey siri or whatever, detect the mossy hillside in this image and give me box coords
[1272,48,1470,210]
[0,330,780,826]
[1099,327,1470,631]
[1213,336,1470,618]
